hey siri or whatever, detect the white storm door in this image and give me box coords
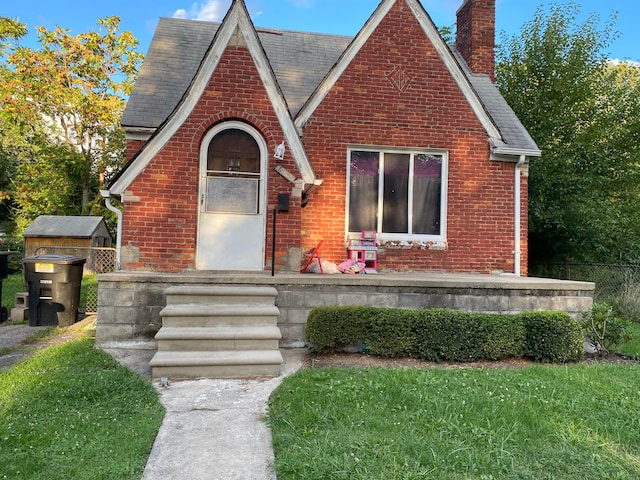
[196,123,267,271]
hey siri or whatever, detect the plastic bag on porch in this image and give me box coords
[306,260,340,274]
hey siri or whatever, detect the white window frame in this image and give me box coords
[345,146,448,243]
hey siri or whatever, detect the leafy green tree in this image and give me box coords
[0,16,142,232]
[496,3,640,266]
[0,17,29,234]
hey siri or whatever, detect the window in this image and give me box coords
[205,128,261,214]
[348,148,446,240]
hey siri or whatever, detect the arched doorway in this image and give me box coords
[197,122,267,270]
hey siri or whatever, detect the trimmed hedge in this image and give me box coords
[306,307,583,363]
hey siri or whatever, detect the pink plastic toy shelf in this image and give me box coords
[347,230,378,273]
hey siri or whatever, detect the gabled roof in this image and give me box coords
[23,216,107,238]
[121,19,351,129]
[450,50,540,156]
[120,0,539,176]
[112,0,318,195]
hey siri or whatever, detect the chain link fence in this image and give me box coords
[532,263,640,321]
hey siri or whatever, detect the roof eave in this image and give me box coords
[490,138,541,160]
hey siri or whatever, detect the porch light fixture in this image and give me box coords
[274,141,285,160]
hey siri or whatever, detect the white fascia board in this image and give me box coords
[240,15,316,184]
[110,11,237,196]
[489,138,541,160]
[124,128,154,142]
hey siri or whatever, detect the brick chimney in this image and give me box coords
[456,0,496,81]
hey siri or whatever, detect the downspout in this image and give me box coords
[100,190,122,271]
[514,156,526,276]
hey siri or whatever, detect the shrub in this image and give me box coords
[582,302,631,356]
[480,313,526,360]
[365,308,416,357]
[522,311,584,363]
[413,309,484,362]
[306,306,365,351]
[306,307,581,364]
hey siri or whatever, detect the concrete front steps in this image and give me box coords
[149,286,283,379]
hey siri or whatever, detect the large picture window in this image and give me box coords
[348,148,446,239]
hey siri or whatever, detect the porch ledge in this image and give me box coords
[98,271,594,292]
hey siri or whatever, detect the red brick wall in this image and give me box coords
[300,0,524,274]
[121,46,301,272]
[125,140,145,162]
[456,0,496,81]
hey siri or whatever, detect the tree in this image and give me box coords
[0,17,29,234]
[496,3,640,266]
[0,16,142,231]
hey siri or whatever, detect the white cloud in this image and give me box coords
[610,59,640,67]
[172,1,232,22]
[173,8,188,19]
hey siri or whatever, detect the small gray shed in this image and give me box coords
[23,216,112,273]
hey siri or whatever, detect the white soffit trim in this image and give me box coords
[111,0,315,195]
[295,0,503,142]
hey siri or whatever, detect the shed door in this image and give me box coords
[196,123,267,270]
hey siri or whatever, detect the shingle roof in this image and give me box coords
[451,50,540,153]
[122,16,538,154]
[23,216,106,238]
[121,18,351,127]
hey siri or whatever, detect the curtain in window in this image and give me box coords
[412,155,441,235]
[349,151,379,232]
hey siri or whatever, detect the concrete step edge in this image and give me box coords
[150,350,284,367]
[155,326,282,341]
[160,304,280,317]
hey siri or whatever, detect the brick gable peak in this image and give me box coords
[295,0,502,142]
[110,0,317,196]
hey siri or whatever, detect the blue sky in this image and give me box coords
[2,0,638,62]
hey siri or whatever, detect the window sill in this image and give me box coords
[378,240,447,251]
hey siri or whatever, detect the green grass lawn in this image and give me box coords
[0,337,164,480]
[269,364,640,480]
[1,272,98,314]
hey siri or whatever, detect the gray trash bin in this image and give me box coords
[23,255,86,327]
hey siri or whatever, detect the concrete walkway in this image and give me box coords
[0,324,305,480]
[140,350,304,480]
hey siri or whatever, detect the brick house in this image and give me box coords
[106,0,540,276]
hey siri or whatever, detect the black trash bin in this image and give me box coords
[23,255,86,327]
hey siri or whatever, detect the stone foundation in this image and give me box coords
[96,271,594,350]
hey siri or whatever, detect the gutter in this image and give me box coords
[100,190,122,271]
[514,156,526,276]
[490,138,541,160]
